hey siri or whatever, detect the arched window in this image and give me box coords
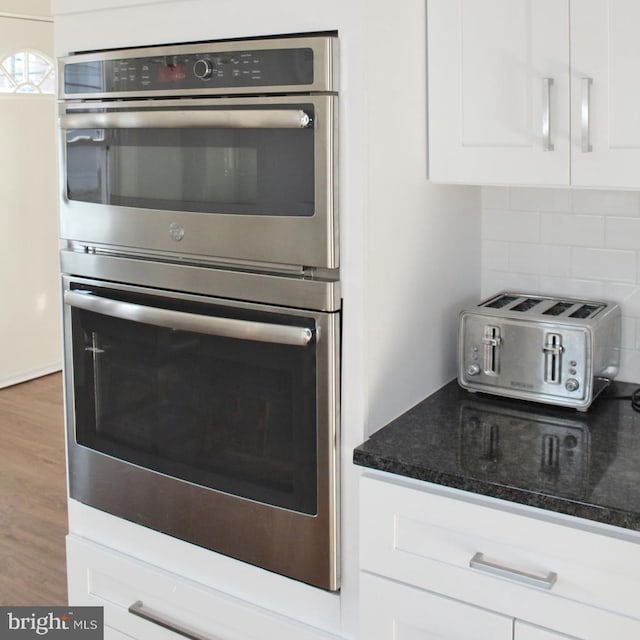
[0,50,55,94]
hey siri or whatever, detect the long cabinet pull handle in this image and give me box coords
[60,109,312,130]
[542,78,554,151]
[128,601,222,640]
[581,77,593,152]
[64,290,315,347]
[469,552,558,591]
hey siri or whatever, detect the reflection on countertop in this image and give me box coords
[353,380,640,532]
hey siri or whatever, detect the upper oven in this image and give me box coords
[58,35,338,271]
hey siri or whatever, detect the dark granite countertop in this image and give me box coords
[353,380,640,532]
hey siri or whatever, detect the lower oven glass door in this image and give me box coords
[63,276,340,590]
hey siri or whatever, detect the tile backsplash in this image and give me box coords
[482,186,640,383]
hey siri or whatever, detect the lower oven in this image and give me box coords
[62,271,340,591]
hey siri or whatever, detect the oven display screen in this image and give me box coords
[157,63,186,83]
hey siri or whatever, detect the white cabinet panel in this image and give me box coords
[360,573,512,640]
[570,0,640,187]
[359,472,640,640]
[67,534,343,640]
[427,0,570,185]
[428,0,640,188]
[515,621,579,640]
[105,628,136,640]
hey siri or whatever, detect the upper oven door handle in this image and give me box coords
[59,109,313,130]
[64,290,315,346]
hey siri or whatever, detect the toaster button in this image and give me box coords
[565,378,580,392]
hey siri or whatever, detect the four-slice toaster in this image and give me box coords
[458,292,621,410]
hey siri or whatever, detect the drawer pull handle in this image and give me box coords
[128,601,221,640]
[469,552,557,590]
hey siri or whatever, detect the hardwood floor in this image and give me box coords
[0,372,68,605]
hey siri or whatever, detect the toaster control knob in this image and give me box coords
[565,378,580,392]
[467,363,481,377]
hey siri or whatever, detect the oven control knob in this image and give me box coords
[565,378,580,392]
[467,363,481,377]
[193,59,213,80]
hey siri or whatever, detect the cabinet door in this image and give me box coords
[427,0,570,185]
[515,620,580,640]
[571,0,640,188]
[360,573,513,640]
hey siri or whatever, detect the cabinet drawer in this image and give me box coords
[360,572,512,640]
[105,627,136,640]
[360,474,640,639]
[67,534,341,640]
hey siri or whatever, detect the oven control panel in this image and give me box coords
[60,35,336,98]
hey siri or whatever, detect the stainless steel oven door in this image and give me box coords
[59,94,337,270]
[62,275,340,590]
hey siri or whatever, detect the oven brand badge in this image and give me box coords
[169,222,185,241]
[0,607,103,639]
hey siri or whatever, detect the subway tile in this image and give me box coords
[508,243,571,277]
[571,189,640,217]
[603,283,640,312]
[540,213,604,247]
[482,209,540,242]
[620,316,636,349]
[481,240,509,271]
[509,187,572,212]
[481,271,540,297]
[481,186,510,210]
[617,348,640,383]
[606,217,640,250]
[537,277,604,299]
[571,248,636,282]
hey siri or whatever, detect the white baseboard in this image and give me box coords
[0,363,62,389]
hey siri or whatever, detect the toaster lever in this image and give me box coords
[482,325,502,375]
[543,333,564,384]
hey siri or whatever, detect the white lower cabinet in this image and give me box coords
[515,621,578,640]
[360,573,512,640]
[104,627,136,640]
[67,534,342,640]
[359,473,640,640]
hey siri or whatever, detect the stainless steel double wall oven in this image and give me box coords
[58,34,340,590]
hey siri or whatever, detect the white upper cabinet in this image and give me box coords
[428,0,640,188]
[570,0,640,188]
[427,0,570,186]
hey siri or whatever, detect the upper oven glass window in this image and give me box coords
[64,105,316,217]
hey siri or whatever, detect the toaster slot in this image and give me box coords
[482,325,502,375]
[543,333,564,384]
[543,301,573,316]
[483,294,518,309]
[569,303,604,319]
[511,297,542,312]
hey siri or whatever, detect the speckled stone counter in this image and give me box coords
[353,380,640,532]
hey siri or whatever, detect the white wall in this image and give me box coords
[0,8,60,388]
[0,0,51,18]
[362,0,480,432]
[482,186,640,382]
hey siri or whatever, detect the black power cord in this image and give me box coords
[604,387,640,412]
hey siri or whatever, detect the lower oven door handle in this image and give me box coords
[60,108,312,130]
[64,290,315,346]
